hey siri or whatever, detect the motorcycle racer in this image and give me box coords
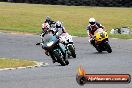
[41,22,50,36]
[44,16,56,26]
[54,21,76,58]
[86,18,105,46]
[54,21,66,37]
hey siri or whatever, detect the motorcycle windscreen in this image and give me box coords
[94,28,104,34]
[42,34,57,45]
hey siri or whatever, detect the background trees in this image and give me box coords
[1,0,132,7]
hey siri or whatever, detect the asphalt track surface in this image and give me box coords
[0,32,132,88]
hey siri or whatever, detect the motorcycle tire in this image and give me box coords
[97,49,102,53]
[95,45,102,53]
[68,45,76,58]
[65,59,69,65]
[54,51,66,66]
[105,42,112,53]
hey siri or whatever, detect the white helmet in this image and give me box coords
[89,18,96,25]
[56,21,62,27]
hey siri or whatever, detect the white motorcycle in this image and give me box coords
[59,33,76,58]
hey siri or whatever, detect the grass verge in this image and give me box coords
[0,2,132,38]
[0,58,36,69]
[109,34,132,39]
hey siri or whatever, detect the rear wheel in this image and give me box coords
[65,59,69,65]
[105,42,112,53]
[68,45,76,58]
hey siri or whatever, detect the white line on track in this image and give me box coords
[0,62,49,71]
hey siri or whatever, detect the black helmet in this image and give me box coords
[46,16,51,22]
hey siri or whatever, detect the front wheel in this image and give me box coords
[54,51,66,66]
[95,45,102,53]
[105,42,112,53]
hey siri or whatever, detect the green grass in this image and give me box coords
[0,2,132,38]
[0,58,36,68]
[109,34,132,39]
